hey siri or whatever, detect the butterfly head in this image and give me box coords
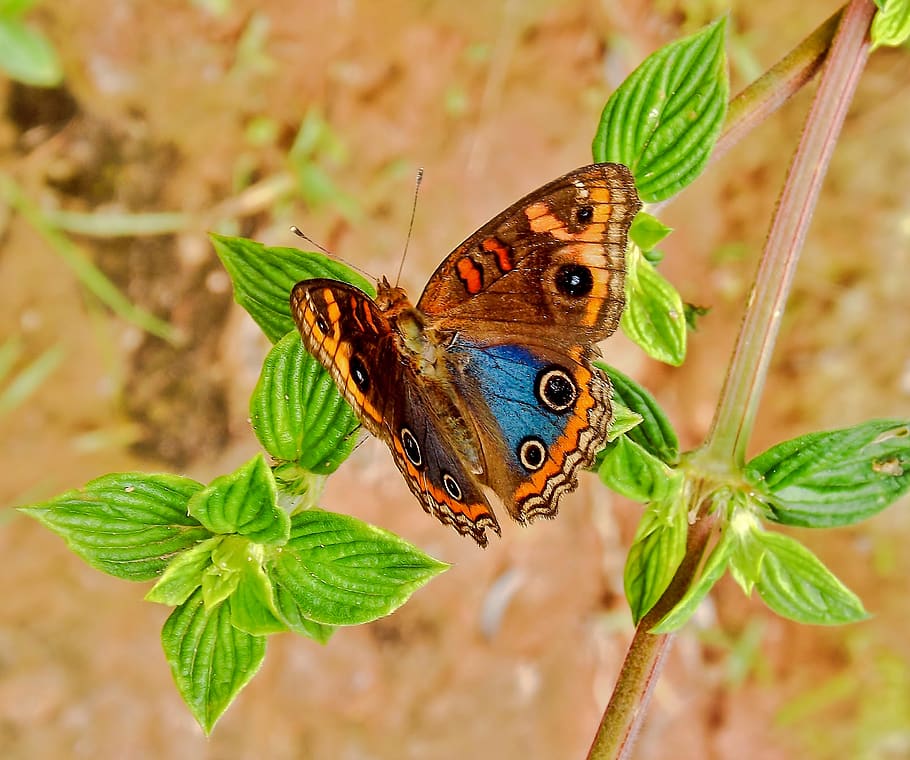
[375,276,411,314]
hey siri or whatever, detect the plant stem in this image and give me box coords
[697,0,875,471]
[588,500,717,760]
[589,2,876,757]
[714,7,845,164]
[651,5,844,214]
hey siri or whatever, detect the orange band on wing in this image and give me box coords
[349,295,365,331]
[339,352,383,427]
[456,257,484,294]
[299,289,384,428]
[589,186,614,221]
[362,301,378,332]
[324,289,341,325]
[482,237,514,272]
[525,201,563,232]
[526,192,619,243]
[392,437,492,524]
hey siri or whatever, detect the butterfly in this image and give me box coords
[290,163,641,546]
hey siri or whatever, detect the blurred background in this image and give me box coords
[1,1,908,758]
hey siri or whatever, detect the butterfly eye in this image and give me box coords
[576,205,594,223]
[518,437,547,472]
[535,366,577,413]
[349,356,370,392]
[401,427,423,467]
[442,472,463,501]
[554,264,594,297]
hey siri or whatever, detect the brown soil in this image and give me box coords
[2,2,909,759]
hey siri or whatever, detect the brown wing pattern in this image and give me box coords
[416,163,641,342]
[290,279,501,545]
[290,279,393,438]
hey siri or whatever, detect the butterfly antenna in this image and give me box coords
[289,226,374,282]
[394,167,424,287]
[290,226,332,256]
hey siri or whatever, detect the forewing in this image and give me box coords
[417,163,641,342]
[291,279,501,546]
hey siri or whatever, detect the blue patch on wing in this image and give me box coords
[459,343,568,464]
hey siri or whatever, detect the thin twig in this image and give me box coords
[715,7,845,164]
[650,6,844,214]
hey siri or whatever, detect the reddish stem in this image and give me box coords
[699,0,875,470]
[589,2,876,757]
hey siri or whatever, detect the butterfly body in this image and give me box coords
[292,163,641,546]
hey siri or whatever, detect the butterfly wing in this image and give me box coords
[444,340,611,524]
[290,279,501,546]
[417,163,641,524]
[417,163,641,342]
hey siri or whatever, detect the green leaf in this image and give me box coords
[598,433,679,504]
[273,583,335,643]
[187,455,290,544]
[871,0,910,50]
[0,343,64,418]
[202,560,241,609]
[745,420,910,528]
[620,246,687,366]
[0,17,62,87]
[191,0,232,18]
[1,176,178,343]
[272,463,327,507]
[268,510,449,626]
[651,529,733,633]
[728,516,766,596]
[210,234,374,344]
[592,17,728,202]
[753,530,868,625]
[600,363,679,464]
[683,302,711,331]
[624,490,688,624]
[146,536,222,606]
[606,399,643,441]
[161,589,266,735]
[19,473,209,581]
[42,208,191,237]
[642,248,664,266]
[629,212,672,252]
[201,537,254,609]
[251,331,360,474]
[0,337,23,385]
[291,108,349,164]
[230,562,287,635]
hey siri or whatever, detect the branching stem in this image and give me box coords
[589,2,876,757]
